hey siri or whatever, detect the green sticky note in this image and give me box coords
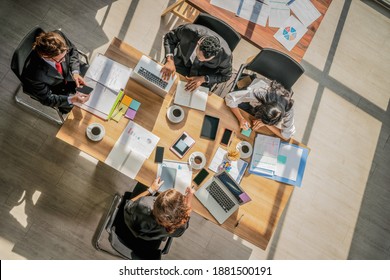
[241,128,252,137]
[277,155,287,164]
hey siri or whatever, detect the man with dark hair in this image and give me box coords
[161,24,233,91]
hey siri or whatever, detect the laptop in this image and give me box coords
[130,55,176,98]
[195,170,251,224]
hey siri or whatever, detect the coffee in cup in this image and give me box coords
[194,156,203,165]
[172,108,182,117]
[91,126,101,136]
[241,145,249,153]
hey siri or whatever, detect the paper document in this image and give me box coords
[210,0,241,14]
[269,0,290,28]
[85,54,132,92]
[77,54,131,120]
[174,80,208,111]
[275,142,303,181]
[105,121,160,178]
[250,134,280,175]
[288,0,320,27]
[237,0,270,27]
[208,147,248,183]
[274,15,307,51]
[157,160,192,194]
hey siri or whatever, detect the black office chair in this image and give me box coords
[94,183,173,260]
[10,26,89,125]
[231,48,305,92]
[193,13,241,51]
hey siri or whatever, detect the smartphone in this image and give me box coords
[193,168,210,186]
[155,146,164,163]
[76,85,94,95]
[220,128,233,146]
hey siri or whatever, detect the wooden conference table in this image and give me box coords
[57,38,304,250]
[183,0,332,62]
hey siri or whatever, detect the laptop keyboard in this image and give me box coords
[206,182,235,213]
[137,67,168,89]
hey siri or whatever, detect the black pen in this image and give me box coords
[235,214,244,228]
[111,107,123,118]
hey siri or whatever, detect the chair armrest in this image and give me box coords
[161,237,173,255]
[77,50,89,65]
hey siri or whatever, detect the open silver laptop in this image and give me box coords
[195,171,251,224]
[130,55,176,98]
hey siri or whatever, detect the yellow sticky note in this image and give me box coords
[121,95,133,107]
[112,104,127,122]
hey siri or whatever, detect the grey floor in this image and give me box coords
[0,0,389,260]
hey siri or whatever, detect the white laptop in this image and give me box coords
[195,171,251,224]
[130,55,176,98]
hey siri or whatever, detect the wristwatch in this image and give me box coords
[204,75,210,84]
[148,188,156,195]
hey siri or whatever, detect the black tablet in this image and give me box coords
[200,115,220,140]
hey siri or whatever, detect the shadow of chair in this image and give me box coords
[10,26,89,125]
[94,184,173,260]
[231,48,305,92]
[193,13,241,52]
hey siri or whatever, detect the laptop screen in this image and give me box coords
[216,172,250,204]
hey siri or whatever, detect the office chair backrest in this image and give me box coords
[193,13,241,51]
[246,49,304,90]
[11,26,44,80]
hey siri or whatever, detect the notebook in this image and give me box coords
[195,171,251,224]
[77,54,130,120]
[174,80,208,111]
[130,55,176,98]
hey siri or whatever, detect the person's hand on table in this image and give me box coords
[252,119,266,130]
[185,186,195,207]
[151,177,164,193]
[185,76,205,92]
[72,73,85,88]
[239,117,251,130]
[161,57,176,81]
[69,92,90,104]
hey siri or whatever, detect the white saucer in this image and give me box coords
[236,141,253,159]
[188,151,206,170]
[86,123,105,142]
[167,105,185,123]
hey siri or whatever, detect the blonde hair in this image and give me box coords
[33,31,67,57]
[153,189,191,233]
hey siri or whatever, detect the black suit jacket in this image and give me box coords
[124,196,189,241]
[21,30,81,108]
[164,24,232,85]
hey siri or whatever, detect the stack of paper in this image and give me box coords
[249,134,280,176]
[105,121,160,179]
[77,54,132,120]
[174,80,208,111]
[249,134,309,187]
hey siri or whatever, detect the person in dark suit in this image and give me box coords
[21,30,90,113]
[161,24,232,91]
[124,177,194,241]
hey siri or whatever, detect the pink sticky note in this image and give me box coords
[125,108,137,120]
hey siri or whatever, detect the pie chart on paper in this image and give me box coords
[283,26,297,41]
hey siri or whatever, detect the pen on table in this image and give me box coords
[111,106,123,118]
[235,214,244,228]
[228,131,236,147]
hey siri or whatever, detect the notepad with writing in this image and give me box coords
[174,80,208,111]
[76,54,131,120]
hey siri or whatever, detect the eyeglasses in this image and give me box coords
[47,49,69,63]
